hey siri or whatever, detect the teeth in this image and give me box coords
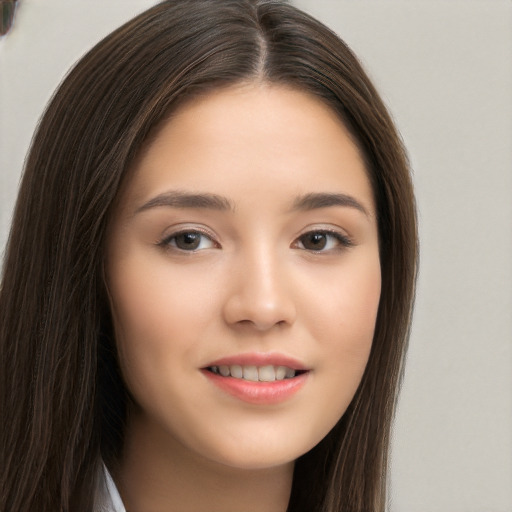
[285,367,295,379]
[219,365,230,377]
[243,365,259,381]
[230,365,243,379]
[258,365,276,382]
[209,364,298,381]
[275,366,287,380]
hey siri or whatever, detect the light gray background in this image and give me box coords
[1,1,511,510]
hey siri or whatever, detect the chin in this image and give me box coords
[196,434,320,472]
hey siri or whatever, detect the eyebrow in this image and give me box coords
[292,192,369,216]
[135,191,235,214]
[135,190,369,217]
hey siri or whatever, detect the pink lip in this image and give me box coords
[202,370,308,405]
[204,352,308,370]
[201,352,310,405]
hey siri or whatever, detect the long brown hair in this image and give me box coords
[0,1,417,510]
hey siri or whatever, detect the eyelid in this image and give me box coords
[299,224,353,240]
[158,224,221,250]
[293,226,354,252]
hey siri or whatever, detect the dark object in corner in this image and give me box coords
[1,0,18,36]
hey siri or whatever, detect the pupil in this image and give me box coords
[304,233,326,250]
[177,232,200,250]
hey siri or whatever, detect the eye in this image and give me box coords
[294,230,352,252]
[160,230,218,251]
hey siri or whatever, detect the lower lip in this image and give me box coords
[202,370,308,405]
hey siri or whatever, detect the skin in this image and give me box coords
[105,83,381,512]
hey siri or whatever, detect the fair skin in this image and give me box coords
[105,83,381,512]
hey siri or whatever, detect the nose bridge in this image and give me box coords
[223,239,296,330]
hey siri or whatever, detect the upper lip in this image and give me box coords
[203,352,309,371]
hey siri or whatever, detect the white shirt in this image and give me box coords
[94,465,126,512]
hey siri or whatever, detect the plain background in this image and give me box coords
[1,1,511,510]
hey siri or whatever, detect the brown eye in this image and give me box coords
[295,230,352,252]
[175,232,202,250]
[161,230,217,251]
[300,232,328,250]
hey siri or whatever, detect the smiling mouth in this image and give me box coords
[206,365,308,382]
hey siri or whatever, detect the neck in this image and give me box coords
[114,413,294,512]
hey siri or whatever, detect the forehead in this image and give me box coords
[121,83,375,216]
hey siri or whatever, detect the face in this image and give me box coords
[105,84,381,471]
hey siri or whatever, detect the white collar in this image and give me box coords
[95,464,126,512]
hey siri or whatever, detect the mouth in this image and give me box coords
[201,354,310,405]
[206,364,307,382]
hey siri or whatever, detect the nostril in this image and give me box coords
[222,275,297,330]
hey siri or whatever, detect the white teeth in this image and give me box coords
[243,365,259,382]
[219,365,230,377]
[275,366,287,380]
[209,364,298,381]
[285,367,295,379]
[230,364,243,379]
[258,365,276,382]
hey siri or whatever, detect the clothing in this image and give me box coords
[94,465,126,512]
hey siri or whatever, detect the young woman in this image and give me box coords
[0,1,417,511]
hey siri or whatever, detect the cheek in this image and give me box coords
[307,253,381,347]
[106,256,216,390]
[303,255,381,412]
[110,252,213,328]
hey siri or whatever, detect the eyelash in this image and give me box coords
[293,229,353,252]
[158,228,218,252]
[158,228,353,253]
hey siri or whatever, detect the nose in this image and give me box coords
[222,248,297,331]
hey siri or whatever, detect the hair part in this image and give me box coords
[0,1,417,511]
